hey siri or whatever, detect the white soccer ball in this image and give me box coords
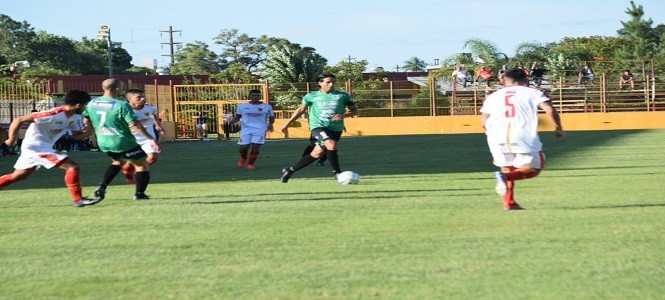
[337,171,360,185]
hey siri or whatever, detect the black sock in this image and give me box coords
[319,152,328,163]
[327,150,341,174]
[290,155,317,172]
[101,165,121,187]
[302,145,314,157]
[135,171,150,194]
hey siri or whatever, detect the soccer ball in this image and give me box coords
[337,171,360,185]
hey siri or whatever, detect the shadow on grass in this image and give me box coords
[0,129,661,190]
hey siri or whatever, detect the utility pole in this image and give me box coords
[160,26,182,65]
[346,55,356,63]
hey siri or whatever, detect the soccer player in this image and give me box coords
[226,89,274,170]
[279,72,358,182]
[480,68,565,210]
[121,89,164,183]
[0,90,99,207]
[83,79,161,202]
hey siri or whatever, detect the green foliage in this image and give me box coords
[402,56,426,71]
[259,44,326,83]
[462,38,508,70]
[170,41,224,75]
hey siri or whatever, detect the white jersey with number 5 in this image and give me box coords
[480,85,549,154]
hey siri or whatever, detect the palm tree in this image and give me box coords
[461,38,508,70]
[402,57,426,71]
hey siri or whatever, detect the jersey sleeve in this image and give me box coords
[302,93,312,106]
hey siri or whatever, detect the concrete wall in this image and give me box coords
[269,111,665,139]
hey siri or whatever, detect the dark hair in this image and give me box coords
[249,89,261,94]
[126,88,144,95]
[63,90,91,105]
[504,68,528,84]
[317,72,336,82]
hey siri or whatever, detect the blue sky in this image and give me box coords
[3,0,664,71]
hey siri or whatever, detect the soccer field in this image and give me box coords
[1,130,664,298]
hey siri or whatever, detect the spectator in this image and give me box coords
[577,64,594,85]
[451,66,471,89]
[529,62,547,87]
[619,69,635,90]
[476,66,494,87]
[193,109,209,141]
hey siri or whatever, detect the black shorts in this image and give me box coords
[105,145,147,161]
[311,128,342,146]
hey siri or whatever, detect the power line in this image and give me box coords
[160,26,182,65]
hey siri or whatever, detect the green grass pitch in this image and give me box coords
[1,129,664,298]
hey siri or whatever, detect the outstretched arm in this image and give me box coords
[5,113,34,146]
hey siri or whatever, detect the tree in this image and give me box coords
[259,44,326,83]
[213,29,293,72]
[0,14,35,66]
[169,41,224,75]
[25,31,79,73]
[616,0,659,69]
[402,56,426,71]
[462,39,508,70]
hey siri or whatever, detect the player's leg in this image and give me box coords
[122,163,136,184]
[56,158,96,206]
[237,131,251,168]
[320,130,343,177]
[0,168,34,189]
[492,153,523,210]
[281,130,324,182]
[130,159,151,200]
[502,152,544,181]
[245,131,267,169]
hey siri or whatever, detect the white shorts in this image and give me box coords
[237,129,266,145]
[140,141,160,154]
[492,151,545,169]
[196,123,208,131]
[14,150,67,170]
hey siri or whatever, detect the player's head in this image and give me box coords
[63,90,92,114]
[503,68,529,86]
[249,89,261,103]
[125,88,146,109]
[317,72,336,93]
[102,78,125,96]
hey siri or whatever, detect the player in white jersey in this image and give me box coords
[121,89,164,184]
[480,68,565,211]
[0,90,99,207]
[227,89,274,170]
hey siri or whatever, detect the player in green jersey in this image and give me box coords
[279,72,358,183]
[83,79,161,202]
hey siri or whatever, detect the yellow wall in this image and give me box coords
[269,111,665,139]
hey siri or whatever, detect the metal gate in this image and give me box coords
[173,83,267,140]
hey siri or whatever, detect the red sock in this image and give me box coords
[239,148,248,160]
[122,164,135,180]
[0,174,16,189]
[247,150,259,165]
[504,170,538,181]
[503,180,516,206]
[64,170,83,201]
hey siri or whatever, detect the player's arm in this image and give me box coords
[267,116,275,132]
[280,104,307,133]
[130,120,162,152]
[332,101,358,121]
[151,114,165,134]
[539,101,565,138]
[4,113,34,146]
[227,114,242,125]
[481,113,490,130]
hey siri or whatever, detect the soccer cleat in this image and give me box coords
[280,167,293,183]
[494,171,507,196]
[94,186,106,202]
[236,159,246,168]
[504,204,525,211]
[133,193,151,201]
[245,164,254,170]
[73,197,100,207]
